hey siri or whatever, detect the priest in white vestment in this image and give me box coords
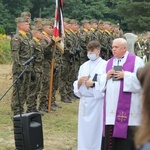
[73,41,107,150]
[98,38,145,150]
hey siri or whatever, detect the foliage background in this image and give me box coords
[0,0,150,34]
[0,35,11,64]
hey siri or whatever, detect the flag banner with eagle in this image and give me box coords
[52,0,65,53]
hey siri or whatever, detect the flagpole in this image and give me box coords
[48,43,56,112]
[48,0,64,112]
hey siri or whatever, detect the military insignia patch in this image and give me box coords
[14,38,19,41]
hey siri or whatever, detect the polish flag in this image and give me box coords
[52,0,65,53]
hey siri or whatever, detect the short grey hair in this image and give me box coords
[113,38,127,47]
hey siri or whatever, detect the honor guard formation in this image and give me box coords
[10,11,150,116]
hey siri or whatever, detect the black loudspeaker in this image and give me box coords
[13,112,44,150]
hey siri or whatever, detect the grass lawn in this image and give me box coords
[0,64,78,150]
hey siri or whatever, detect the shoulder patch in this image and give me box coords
[14,38,19,41]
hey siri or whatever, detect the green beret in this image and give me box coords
[31,26,42,31]
[69,19,78,24]
[21,11,31,17]
[104,21,111,25]
[98,20,104,24]
[34,18,42,23]
[16,17,28,23]
[42,20,53,26]
[81,19,90,25]
[90,19,98,24]
[64,18,70,23]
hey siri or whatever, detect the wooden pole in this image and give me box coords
[48,44,56,112]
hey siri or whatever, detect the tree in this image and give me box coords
[82,0,109,20]
[62,0,85,20]
[30,0,52,18]
[2,0,33,33]
[0,1,14,33]
[0,0,150,33]
[117,1,150,32]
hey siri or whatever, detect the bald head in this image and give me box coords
[112,38,127,58]
[113,38,127,47]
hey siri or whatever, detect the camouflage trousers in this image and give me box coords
[59,60,70,99]
[11,72,31,115]
[40,59,63,107]
[39,61,51,108]
[27,72,42,112]
[67,62,77,96]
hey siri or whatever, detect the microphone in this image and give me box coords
[22,55,36,66]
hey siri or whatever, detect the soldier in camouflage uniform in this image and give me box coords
[89,19,98,41]
[51,44,63,108]
[142,35,149,62]
[26,26,44,113]
[20,11,32,40]
[33,18,43,29]
[67,19,80,101]
[96,20,104,52]
[134,35,144,59]
[50,18,63,109]
[100,21,113,60]
[39,20,55,111]
[80,19,91,64]
[147,34,150,61]
[59,18,73,103]
[11,17,32,115]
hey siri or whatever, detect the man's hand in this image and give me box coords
[78,76,89,89]
[85,80,95,88]
[114,70,124,80]
[107,69,115,80]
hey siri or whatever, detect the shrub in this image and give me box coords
[0,26,6,34]
[0,34,11,64]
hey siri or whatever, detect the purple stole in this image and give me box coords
[105,53,136,139]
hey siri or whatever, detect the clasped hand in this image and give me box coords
[79,76,94,88]
[107,69,124,80]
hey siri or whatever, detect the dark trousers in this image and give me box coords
[101,125,136,150]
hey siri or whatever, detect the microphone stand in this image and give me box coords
[0,64,30,117]
[0,64,31,149]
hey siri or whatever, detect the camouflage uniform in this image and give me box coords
[20,11,32,40]
[11,18,32,115]
[142,38,149,61]
[27,35,44,112]
[80,29,90,63]
[134,39,144,58]
[52,48,63,106]
[74,31,82,79]
[59,28,73,103]
[147,38,150,61]
[40,33,53,110]
[67,20,80,100]
[33,18,43,29]
[89,19,99,41]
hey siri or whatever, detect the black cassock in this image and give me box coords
[101,125,136,150]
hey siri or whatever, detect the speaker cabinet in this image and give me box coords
[13,112,44,150]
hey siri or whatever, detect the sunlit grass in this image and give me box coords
[0,65,78,149]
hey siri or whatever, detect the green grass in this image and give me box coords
[0,67,79,150]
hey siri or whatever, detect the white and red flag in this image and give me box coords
[52,0,65,53]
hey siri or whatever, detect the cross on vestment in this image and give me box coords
[117,111,127,122]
